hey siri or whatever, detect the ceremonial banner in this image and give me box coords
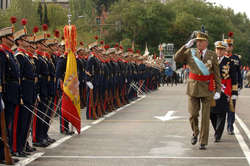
[61,25,81,134]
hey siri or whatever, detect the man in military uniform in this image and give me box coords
[224,32,242,135]
[76,43,85,109]
[32,31,51,147]
[13,19,37,157]
[0,23,20,150]
[85,42,98,120]
[43,39,56,144]
[174,28,221,150]
[210,41,237,142]
[0,19,20,163]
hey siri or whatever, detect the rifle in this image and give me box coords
[95,91,103,117]
[0,110,13,165]
[90,89,97,120]
[115,87,122,107]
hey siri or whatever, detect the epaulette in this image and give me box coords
[14,51,25,57]
[33,55,38,60]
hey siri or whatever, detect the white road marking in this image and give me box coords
[236,114,250,140]
[104,111,117,118]
[81,125,91,132]
[47,135,72,149]
[15,152,44,166]
[40,155,246,160]
[91,118,105,125]
[18,95,146,165]
[234,124,250,165]
[154,111,183,122]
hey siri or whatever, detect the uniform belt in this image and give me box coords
[6,78,19,83]
[22,77,34,81]
[39,75,48,79]
[189,72,215,92]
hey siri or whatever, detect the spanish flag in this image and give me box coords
[61,25,81,134]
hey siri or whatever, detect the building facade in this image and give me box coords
[35,0,69,8]
[0,0,11,9]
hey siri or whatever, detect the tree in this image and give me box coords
[0,0,40,32]
[37,1,43,25]
[43,2,49,25]
[95,0,118,16]
[104,0,250,65]
[105,0,174,53]
[46,4,67,32]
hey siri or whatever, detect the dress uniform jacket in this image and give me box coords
[211,56,236,113]
[37,54,49,98]
[228,54,242,93]
[15,49,35,104]
[174,46,221,97]
[0,45,20,105]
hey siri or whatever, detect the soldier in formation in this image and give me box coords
[0,17,163,163]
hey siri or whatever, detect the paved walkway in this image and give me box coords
[9,84,250,166]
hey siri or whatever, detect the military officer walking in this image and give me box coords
[210,41,237,142]
[174,27,221,150]
[224,32,242,135]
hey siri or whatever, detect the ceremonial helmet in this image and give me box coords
[0,16,17,39]
[224,32,234,45]
[214,41,227,49]
[195,25,208,41]
[13,18,28,41]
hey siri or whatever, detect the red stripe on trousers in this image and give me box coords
[32,109,38,143]
[88,93,92,118]
[12,106,20,152]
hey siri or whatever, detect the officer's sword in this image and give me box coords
[40,100,81,122]
[129,81,143,94]
[23,105,59,132]
[49,96,62,126]
[42,97,53,128]
[130,82,144,95]
[136,82,146,95]
[130,82,142,95]
[33,101,74,125]
[30,104,61,125]
[30,104,73,133]
[130,82,141,92]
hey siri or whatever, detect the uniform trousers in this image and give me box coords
[188,96,211,145]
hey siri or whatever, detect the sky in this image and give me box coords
[206,0,250,18]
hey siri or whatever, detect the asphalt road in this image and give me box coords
[10,84,250,166]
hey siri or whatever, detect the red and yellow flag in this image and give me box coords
[61,25,81,134]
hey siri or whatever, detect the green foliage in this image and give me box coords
[0,0,250,65]
[46,4,67,31]
[105,0,250,65]
[0,0,40,33]
[120,38,132,51]
[94,0,118,16]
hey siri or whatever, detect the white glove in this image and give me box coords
[185,39,196,48]
[213,92,221,100]
[1,99,5,110]
[125,79,128,83]
[86,81,94,89]
[232,95,237,100]
[37,95,41,102]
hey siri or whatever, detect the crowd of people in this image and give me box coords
[0,17,165,164]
